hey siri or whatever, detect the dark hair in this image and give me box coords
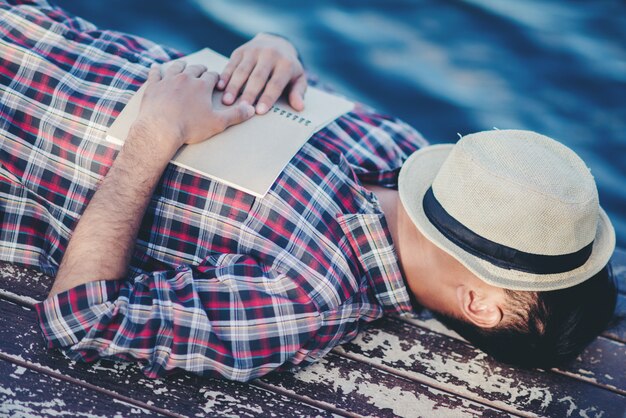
[436,264,618,369]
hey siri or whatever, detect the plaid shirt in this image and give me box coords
[0,1,428,381]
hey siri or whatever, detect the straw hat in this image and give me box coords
[398,130,615,291]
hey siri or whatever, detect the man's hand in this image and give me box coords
[138,61,255,152]
[47,62,254,297]
[217,33,306,115]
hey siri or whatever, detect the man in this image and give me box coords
[1,0,616,382]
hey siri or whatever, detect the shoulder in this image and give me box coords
[311,108,429,172]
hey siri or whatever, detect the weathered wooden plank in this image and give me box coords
[262,352,510,418]
[407,314,626,398]
[1,248,625,417]
[337,317,626,418]
[0,358,159,417]
[0,299,332,418]
[0,262,49,303]
[405,310,626,393]
[0,299,514,418]
[558,336,626,394]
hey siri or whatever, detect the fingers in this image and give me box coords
[162,61,207,78]
[184,64,208,78]
[147,64,162,83]
[238,60,273,108]
[165,60,186,77]
[222,56,255,105]
[219,35,304,113]
[218,50,242,91]
[255,62,292,114]
[288,74,307,112]
[200,71,219,93]
[219,103,255,129]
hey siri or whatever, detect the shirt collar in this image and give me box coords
[337,211,414,316]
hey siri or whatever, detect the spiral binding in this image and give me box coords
[270,105,312,127]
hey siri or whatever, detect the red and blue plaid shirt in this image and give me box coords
[0,0,428,381]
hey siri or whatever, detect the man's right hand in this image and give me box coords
[134,61,255,154]
[49,62,254,297]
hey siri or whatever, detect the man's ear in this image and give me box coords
[456,285,503,328]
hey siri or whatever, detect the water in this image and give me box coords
[56,0,626,247]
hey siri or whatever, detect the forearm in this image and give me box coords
[48,61,252,297]
[49,123,176,296]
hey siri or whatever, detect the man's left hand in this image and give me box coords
[217,33,307,115]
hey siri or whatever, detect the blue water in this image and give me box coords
[56,0,626,247]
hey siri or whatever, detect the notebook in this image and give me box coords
[106,48,354,197]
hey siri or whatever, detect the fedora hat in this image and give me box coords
[398,130,615,291]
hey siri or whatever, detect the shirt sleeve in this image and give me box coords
[34,254,322,382]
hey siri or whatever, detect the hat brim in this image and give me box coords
[398,144,616,291]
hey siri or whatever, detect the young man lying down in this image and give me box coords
[0,0,616,381]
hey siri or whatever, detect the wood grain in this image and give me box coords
[0,357,162,417]
[0,249,624,417]
[262,352,510,417]
[0,299,331,418]
[0,299,514,417]
[338,316,626,417]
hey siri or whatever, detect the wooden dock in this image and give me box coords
[1,250,624,417]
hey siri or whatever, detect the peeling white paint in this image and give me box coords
[199,388,263,415]
[558,396,578,417]
[153,386,169,396]
[90,361,131,374]
[346,327,556,413]
[10,366,27,377]
[579,407,605,418]
[559,400,608,418]
[294,358,483,417]
[0,387,17,396]
[577,368,595,376]
[111,398,151,415]
[0,397,105,418]
[295,359,363,394]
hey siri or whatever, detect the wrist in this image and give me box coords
[111,120,180,184]
[127,118,182,159]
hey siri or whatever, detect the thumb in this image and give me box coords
[147,63,162,83]
[289,75,307,111]
[219,103,255,129]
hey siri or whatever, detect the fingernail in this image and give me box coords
[245,105,255,117]
[256,103,268,114]
[217,79,225,89]
[223,93,233,104]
